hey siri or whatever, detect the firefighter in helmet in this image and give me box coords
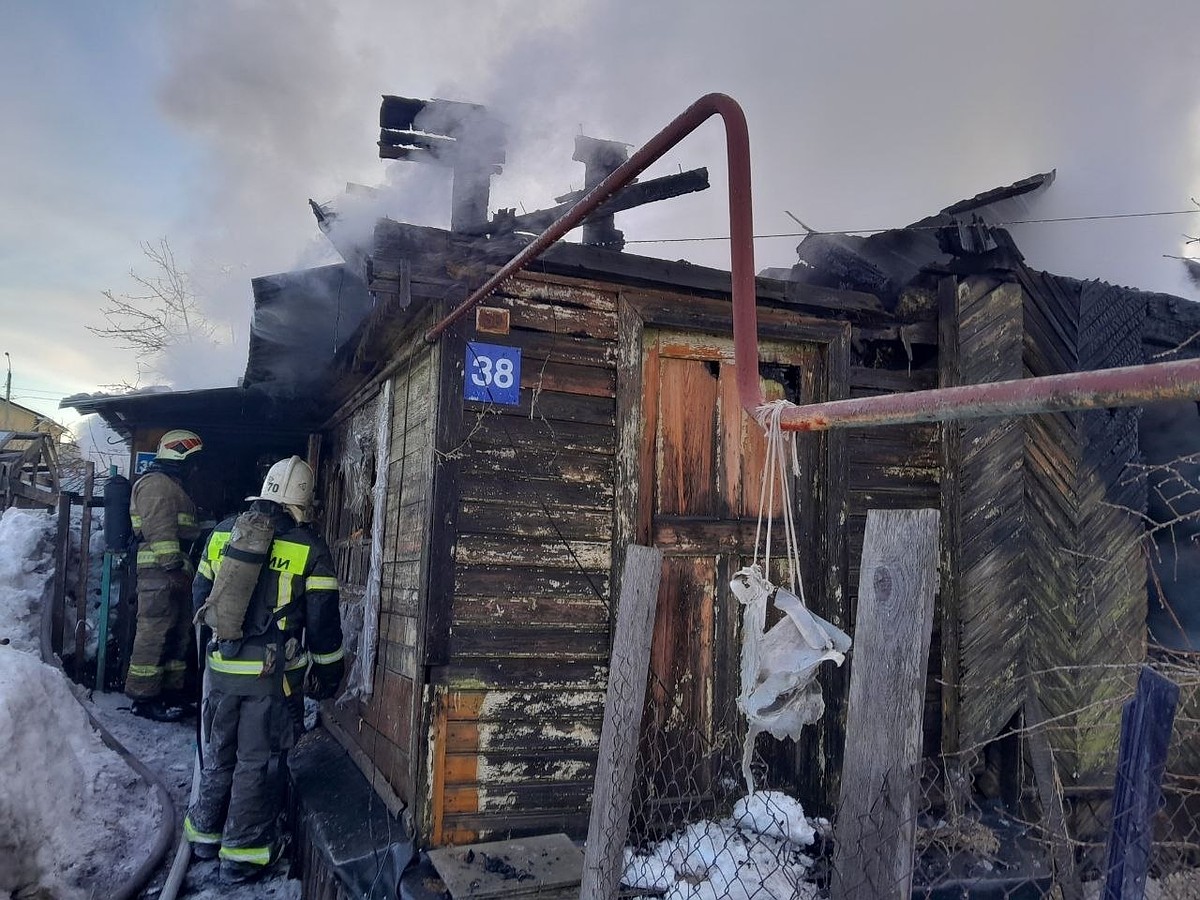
[126,428,204,721]
[184,455,344,883]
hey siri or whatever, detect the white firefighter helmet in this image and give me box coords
[247,456,314,520]
[156,429,203,461]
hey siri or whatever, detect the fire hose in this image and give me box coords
[38,576,177,900]
[158,625,208,900]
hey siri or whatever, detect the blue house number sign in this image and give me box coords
[465,342,521,406]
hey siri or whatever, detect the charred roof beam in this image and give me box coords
[573,135,631,249]
[459,167,710,240]
[378,95,506,233]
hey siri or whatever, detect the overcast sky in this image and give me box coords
[4,0,1199,430]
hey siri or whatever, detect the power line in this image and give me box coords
[619,208,1200,245]
[11,390,75,399]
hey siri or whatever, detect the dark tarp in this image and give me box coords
[289,727,414,898]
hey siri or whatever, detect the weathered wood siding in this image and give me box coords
[941,277,1029,754]
[426,273,618,846]
[794,364,940,811]
[351,221,944,846]
[323,341,438,808]
[417,266,943,838]
[942,272,1146,786]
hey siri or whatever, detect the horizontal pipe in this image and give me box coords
[419,92,1200,429]
[425,93,763,409]
[778,357,1200,431]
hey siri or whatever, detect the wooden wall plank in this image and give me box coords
[582,544,664,900]
[833,508,940,900]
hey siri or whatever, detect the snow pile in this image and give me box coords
[0,647,161,899]
[622,791,821,900]
[0,507,55,652]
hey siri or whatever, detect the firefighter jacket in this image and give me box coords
[193,501,345,695]
[131,464,200,573]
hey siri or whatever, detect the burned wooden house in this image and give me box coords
[69,95,1200,892]
[300,114,1199,863]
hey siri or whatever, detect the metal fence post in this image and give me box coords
[1103,666,1180,900]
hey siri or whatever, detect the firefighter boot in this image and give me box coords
[130,699,189,723]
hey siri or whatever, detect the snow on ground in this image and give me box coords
[0,506,163,900]
[622,790,821,900]
[87,693,302,899]
[0,505,302,898]
[0,508,55,653]
[0,648,161,899]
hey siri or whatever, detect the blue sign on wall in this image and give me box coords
[134,451,156,475]
[464,342,522,406]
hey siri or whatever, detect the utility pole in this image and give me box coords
[3,352,10,431]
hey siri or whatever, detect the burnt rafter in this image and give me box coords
[378,95,507,232]
[459,167,710,239]
[377,95,506,167]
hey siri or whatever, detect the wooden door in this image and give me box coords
[635,329,825,832]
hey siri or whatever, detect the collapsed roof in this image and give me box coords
[244,264,375,393]
[782,172,1056,308]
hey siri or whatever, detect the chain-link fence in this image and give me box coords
[595,650,1200,900]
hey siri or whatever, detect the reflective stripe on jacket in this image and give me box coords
[131,470,200,571]
[193,504,344,682]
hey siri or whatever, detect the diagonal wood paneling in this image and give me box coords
[945,273,1147,786]
[1022,276,1146,785]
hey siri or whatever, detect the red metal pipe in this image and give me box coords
[424,93,766,413]
[425,93,1200,427]
[778,357,1200,431]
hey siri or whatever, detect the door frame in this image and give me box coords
[613,289,851,613]
[612,289,851,806]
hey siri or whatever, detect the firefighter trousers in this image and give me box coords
[125,568,191,700]
[185,686,299,867]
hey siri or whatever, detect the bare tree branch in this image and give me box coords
[88,239,214,378]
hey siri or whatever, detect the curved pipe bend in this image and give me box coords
[424,92,766,413]
[426,92,1200,429]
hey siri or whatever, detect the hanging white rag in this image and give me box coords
[731,564,850,792]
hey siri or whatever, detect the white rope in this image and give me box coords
[735,398,804,793]
[752,399,805,601]
[735,398,852,794]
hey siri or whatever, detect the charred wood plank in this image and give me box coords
[431,659,607,690]
[455,416,614,457]
[449,624,610,660]
[458,499,613,540]
[833,508,940,900]
[423,318,465,668]
[460,169,711,238]
[454,565,610,601]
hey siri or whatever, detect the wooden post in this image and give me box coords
[581,544,664,900]
[50,491,71,660]
[73,461,95,680]
[1102,666,1180,900]
[1024,689,1083,900]
[832,508,940,900]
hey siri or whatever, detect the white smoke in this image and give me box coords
[142,0,1200,391]
[71,415,128,476]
